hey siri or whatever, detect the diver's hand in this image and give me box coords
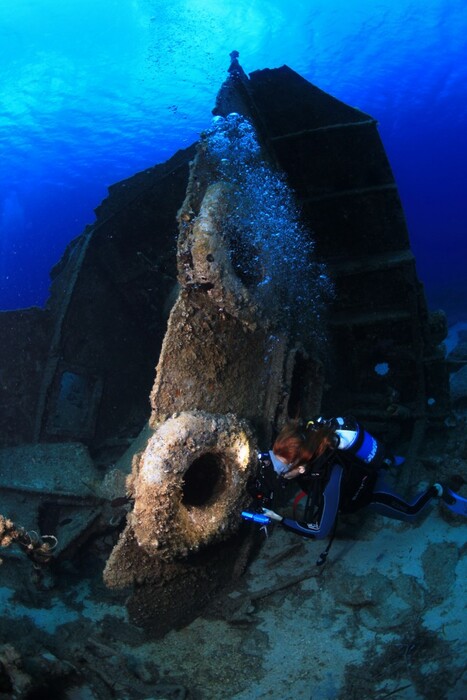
[262,508,283,522]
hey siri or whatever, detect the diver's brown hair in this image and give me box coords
[272,420,336,468]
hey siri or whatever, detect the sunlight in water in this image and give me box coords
[0,0,466,312]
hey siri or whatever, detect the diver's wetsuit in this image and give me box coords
[281,462,344,540]
[272,417,441,540]
[369,474,441,522]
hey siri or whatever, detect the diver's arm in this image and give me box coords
[281,463,343,540]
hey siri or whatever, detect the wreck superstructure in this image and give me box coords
[0,63,450,634]
[213,66,449,436]
[0,66,449,452]
[102,110,328,629]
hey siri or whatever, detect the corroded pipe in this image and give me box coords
[104,113,325,631]
[129,411,257,559]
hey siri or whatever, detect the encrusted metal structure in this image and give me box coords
[214,65,449,438]
[0,63,450,634]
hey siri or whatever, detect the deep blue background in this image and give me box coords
[1,0,466,319]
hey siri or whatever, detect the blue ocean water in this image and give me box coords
[1,0,466,316]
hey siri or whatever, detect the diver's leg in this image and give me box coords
[369,472,442,523]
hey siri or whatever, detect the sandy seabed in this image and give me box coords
[1,323,466,700]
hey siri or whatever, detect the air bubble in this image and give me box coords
[202,114,333,346]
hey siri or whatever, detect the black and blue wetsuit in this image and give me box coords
[281,462,344,540]
[370,473,442,523]
[271,417,442,540]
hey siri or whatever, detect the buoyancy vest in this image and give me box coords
[311,416,386,469]
[298,416,386,515]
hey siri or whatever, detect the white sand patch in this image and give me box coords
[0,580,127,635]
[0,586,79,633]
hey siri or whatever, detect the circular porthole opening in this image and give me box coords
[181,453,224,507]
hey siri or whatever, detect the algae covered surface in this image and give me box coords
[1,333,466,699]
[0,424,466,699]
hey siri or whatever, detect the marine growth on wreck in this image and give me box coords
[103,107,331,629]
[1,59,462,700]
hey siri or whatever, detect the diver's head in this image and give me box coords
[272,420,336,479]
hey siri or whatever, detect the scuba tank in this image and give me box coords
[303,416,385,516]
[309,416,386,469]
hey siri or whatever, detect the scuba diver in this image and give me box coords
[244,417,466,562]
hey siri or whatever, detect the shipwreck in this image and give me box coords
[0,58,450,635]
